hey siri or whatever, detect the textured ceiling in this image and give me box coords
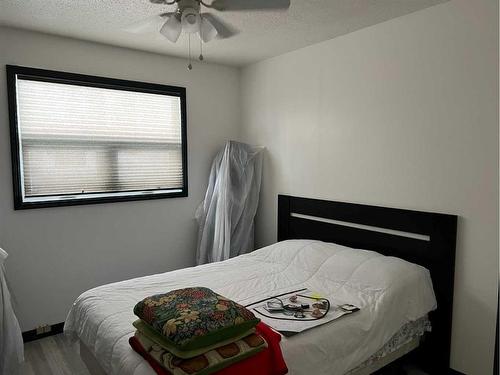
[0,0,448,66]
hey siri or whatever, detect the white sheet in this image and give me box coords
[64,240,437,375]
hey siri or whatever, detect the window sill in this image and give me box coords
[14,189,188,210]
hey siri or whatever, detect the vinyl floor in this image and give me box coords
[21,334,90,375]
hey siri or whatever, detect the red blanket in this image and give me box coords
[129,322,288,375]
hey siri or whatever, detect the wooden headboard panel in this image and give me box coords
[277,195,457,373]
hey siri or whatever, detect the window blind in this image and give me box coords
[16,78,184,201]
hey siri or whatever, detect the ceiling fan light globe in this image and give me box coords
[181,8,201,33]
[200,17,218,42]
[185,14,197,24]
[160,15,182,42]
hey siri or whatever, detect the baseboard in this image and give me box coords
[449,369,466,375]
[22,322,64,343]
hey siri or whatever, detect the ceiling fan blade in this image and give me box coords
[210,0,290,11]
[160,14,182,42]
[201,13,239,39]
[124,13,172,34]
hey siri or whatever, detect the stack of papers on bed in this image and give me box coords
[130,287,268,375]
[245,289,359,335]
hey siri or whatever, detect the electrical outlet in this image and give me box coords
[36,324,51,335]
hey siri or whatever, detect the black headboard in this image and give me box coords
[277,195,457,374]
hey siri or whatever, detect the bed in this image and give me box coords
[65,195,457,375]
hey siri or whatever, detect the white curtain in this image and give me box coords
[195,141,264,265]
[0,248,24,375]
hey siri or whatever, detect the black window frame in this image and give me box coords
[6,65,188,210]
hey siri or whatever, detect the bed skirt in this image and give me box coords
[78,337,420,375]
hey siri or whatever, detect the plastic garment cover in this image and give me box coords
[195,141,264,265]
[0,248,24,375]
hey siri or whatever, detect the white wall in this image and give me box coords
[240,0,498,374]
[0,27,240,331]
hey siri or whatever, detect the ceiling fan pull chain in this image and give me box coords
[199,29,204,61]
[188,33,193,70]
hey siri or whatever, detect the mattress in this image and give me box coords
[64,240,437,375]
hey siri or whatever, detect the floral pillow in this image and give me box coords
[134,287,260,351]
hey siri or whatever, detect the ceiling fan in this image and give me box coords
[127,0,291,69]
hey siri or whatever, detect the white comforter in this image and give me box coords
[64,240,436,375]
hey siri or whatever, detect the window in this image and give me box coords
[7,65,187,209]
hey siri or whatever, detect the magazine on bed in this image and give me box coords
[245,289,359,336]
